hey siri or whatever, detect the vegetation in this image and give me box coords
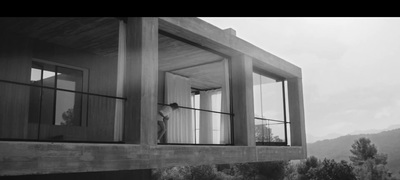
[308,128,400,176]
[350,137,393,180]
[152,137,399,179]
[61,108,74,126]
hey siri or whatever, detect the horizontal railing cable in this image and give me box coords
[157,103,233,116]
[0,79,127,101]
[254,117,291,124]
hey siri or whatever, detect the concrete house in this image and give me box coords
[0,17,306,179]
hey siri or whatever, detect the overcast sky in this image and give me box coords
[201,17,400,139]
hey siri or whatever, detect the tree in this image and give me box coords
[152,165,219,180]
[256,161,288,180]
[61,108,74,126]
[349,137,377,165]
[297,156,320,180]
[232,163,258,180]
[188,165,217,180]
[309,159,356,180]
[297,156,356,180]
[349,137,393,180]
[255,125,283,142]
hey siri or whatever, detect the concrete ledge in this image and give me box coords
[256,146,305,161]
[0,141,304,176]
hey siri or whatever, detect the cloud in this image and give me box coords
[201,18,400,138]
[374,107,391,119]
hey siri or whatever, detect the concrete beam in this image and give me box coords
[0,141,304,176]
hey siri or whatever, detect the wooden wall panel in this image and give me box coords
[0,32,32,139]
[0,20,119,142]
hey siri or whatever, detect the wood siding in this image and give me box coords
[0,25,119,141]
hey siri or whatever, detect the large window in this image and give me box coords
[30,60,88,127]
[253,72,290,146]
[157,31,232,145]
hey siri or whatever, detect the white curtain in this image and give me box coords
[198,59,231,144]
[165,72,193,143]
[220,59,231,144]
[199,90,220,144]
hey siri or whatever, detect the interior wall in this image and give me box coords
[0,30,32,139]
[0,30,118,141]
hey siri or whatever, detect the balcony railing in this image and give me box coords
[0,79,126,143]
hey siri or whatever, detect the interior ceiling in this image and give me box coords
[172,61,225,90]
[0,17,120,57]
[159,33,225,90]
[0,17,226,90]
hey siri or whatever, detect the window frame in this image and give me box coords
[253,70,289,146]
[32,58,89,126]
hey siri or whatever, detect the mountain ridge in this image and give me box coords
[307,124,400,143]
[307,128,400,173]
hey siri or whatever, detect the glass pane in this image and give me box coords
[55,67,83,126]
[29,67,42,124]
[253,73,262,118]
[260,76,284,121]
[284,80,290,123]
[30,68,42,83]
[57,67,83,91]
[268,121,285,143]
[255,119,265,143]
[198,111,222,144]
[40,88,55,125]
[42,64,56,87]
[220,114,231,144]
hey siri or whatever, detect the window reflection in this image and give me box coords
[253,72,288,145]
[55,67,83,126]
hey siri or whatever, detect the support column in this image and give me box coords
[124,18,158,145]
[231,54,255,146]
[287,77,307,158]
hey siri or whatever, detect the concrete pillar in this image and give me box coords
[124,18,158,145]
[287,77,307,158]
[231,54,255,146]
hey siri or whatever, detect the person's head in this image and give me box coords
[170,103,179,110]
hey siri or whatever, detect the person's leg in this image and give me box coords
[157,121,166,141]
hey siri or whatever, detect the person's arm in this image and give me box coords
[163,116,170,121]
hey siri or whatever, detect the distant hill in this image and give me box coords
[307,128,400,173]
[307,124,400,143]
[307,133,343,143]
